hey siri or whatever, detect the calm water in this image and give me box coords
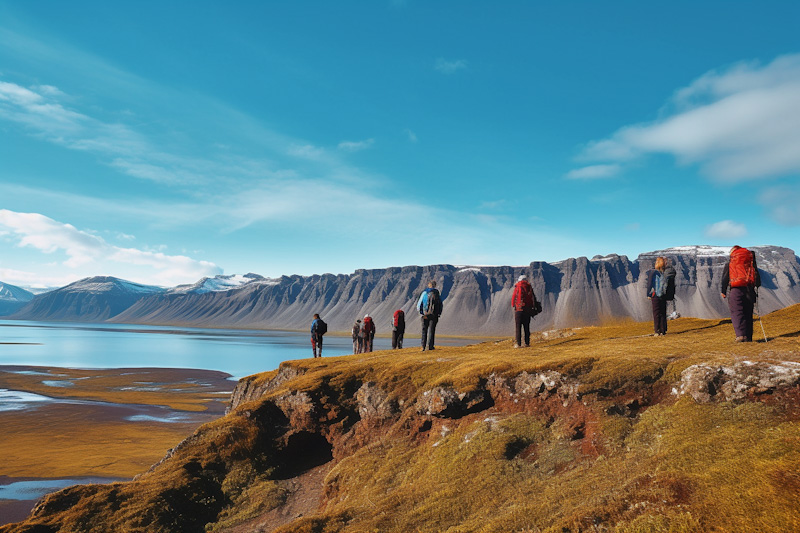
[0,321,476,379]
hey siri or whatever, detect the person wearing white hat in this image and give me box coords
[511,274,536,348]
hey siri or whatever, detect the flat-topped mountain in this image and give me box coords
[7,246,800,334]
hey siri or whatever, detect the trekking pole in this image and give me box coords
[755,288,768,343]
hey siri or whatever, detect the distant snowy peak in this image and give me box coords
[64,276,165,295]
[0,282,35,303]
[168,273,271,294]
[641,244,790,259]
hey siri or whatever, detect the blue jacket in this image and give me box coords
[417,288,442,316]
[311,318,320,335]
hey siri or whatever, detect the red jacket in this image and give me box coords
[512,280,534,311]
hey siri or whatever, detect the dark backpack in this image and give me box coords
[393,309,405,329]
[424,289,442,317]
[729,247,756,288]
[663,266,677,301]
[316,319,327,335]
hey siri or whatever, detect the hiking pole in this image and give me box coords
[755,288,768,343]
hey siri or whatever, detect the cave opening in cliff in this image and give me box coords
[274,431,334,479]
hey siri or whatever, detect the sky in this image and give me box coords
[1,1,799,288]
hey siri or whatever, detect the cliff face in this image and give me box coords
[6,306,800,533]
[11,246,800,334]
[114,245,800,334]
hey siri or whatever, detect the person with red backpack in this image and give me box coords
[511,274,538,348]
[720,245,761,342]
[391,309,405,349]
[362,314,376,352]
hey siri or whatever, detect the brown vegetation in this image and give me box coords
[4,306,800,532]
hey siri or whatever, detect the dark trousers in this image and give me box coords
[651,297,667,335]
[311,334,323,358]
[728,287,755,340]
[421,316,438,350]
[514,310,531,346]
[392,329,404,349]
[353,337,363,354]
[364,335,374,353]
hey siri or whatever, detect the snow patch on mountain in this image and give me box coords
[169,274,269,294]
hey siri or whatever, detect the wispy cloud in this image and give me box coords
[760,186,800,226]
[435,58,468,74]
[0,210,221,286]
[572,54,800,182]
[565,164,621,180]
[337,138,375,152]
[705,220,747,239]
[404,129,418,143]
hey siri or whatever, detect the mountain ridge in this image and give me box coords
[6,245,800,335]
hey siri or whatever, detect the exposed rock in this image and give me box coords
[275,390,317,429]
[356,381,397,421]
[227,364,306,414]
[415,387,463,418]
[513,371,580,405]
[678,361,800,403]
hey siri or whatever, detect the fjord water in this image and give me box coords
[0,321,475,379]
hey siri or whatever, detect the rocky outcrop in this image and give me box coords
[677,361,800,403]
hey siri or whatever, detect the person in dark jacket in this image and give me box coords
[352,319,362,354]
[721,246,761,342]
[311,313,324,358]
[362,315,375,352]
[645,257,670,336]
[417,280,442,351]
[391,310,405,349]
[511,275,535,348]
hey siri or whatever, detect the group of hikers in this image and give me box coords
[645,244,761,342]
[310,245,763,357]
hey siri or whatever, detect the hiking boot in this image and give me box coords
[735,336,746,342]
[513,343,520,349]
[524,344,530,348]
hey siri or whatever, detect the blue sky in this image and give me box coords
[1,1,799,287]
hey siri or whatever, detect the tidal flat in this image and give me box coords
[0,366,234,525]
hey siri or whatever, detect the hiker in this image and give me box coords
[362,314,376,352]
[352,319,362,354]
[721,245,761,342]
[663,259,679,319]
[511,274,537,348]
[310,313,327,358]
[391,309,405,349]
[417,280,443,351]
[645,257,672,336]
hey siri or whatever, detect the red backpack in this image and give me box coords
[363,316,374,334]
[729,246,756,288]
[393,309,405,328]
[513,280,534,311]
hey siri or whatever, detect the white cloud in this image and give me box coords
[435,58,468,74]
[565,164,621,180]
[0,210,221,286]
[404,129,418,143]
[337,138,375,152]
[573,54,800,182]
[705,220,747,239]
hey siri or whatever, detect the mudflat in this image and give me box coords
[0,366,234,525]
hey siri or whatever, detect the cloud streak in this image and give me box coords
[0,210,221,286]
[435,58,468,74]
[572,54,800,182]
[705,220,747,239]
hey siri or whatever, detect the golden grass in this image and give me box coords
[5,306,800,532]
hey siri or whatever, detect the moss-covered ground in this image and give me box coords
[4,306,800,533]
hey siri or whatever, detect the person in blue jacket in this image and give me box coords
[310,313,326,358]
[416,280,443,351]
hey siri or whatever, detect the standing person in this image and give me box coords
[310,313,327,358]
[417,280,443,352]
[352,319,362,354]
[645,257,669,336]
[391,309,405,349]
[721,245,761,342]
[362,314,375,352]
[511,275,536,348]
[663,259,678,319]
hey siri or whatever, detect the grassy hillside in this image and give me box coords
[4,306,800,533]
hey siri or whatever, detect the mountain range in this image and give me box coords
[5,245,800,335]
